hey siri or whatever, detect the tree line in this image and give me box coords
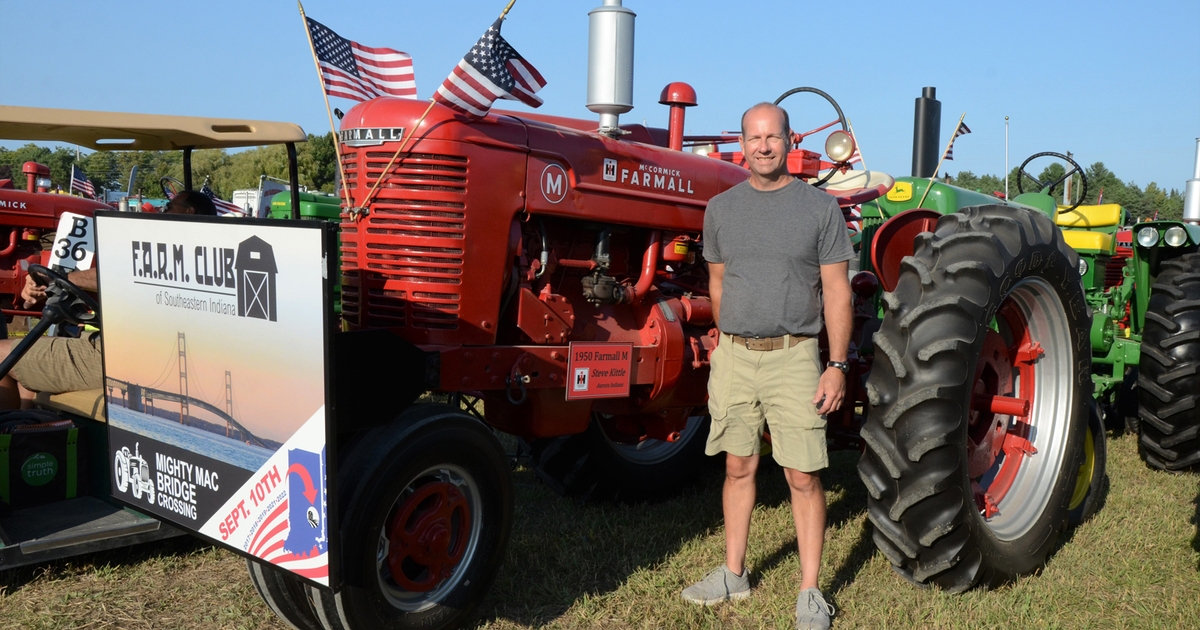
[0,137,1186,222]
[948,161,1186,222]
[0,133,337,199]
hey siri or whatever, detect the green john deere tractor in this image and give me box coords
[853,150,1200,593]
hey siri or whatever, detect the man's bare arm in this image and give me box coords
[814,260,851,414]
[708,262,725,330]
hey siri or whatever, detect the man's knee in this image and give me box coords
[784,468,822,495]
[725,453,759,481]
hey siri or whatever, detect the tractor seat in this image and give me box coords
[1056,203,1124,229]
[819,169,895,206]
[1061,230,1115,254]
[35,389,106,422]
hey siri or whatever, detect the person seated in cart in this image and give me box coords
[0,191,217,409]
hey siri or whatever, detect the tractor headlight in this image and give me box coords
[35,177,52,189]
[825,130,855,163]
[1164,226,1188,247]
[1137,226,1160,247]
[1078,258,1089,276]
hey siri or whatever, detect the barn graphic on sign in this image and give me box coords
[235,236,278,321]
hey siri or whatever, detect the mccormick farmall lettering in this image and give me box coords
[619,163,694,194]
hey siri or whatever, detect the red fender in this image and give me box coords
[870,208,942,292]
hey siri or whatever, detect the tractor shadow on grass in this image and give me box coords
[475,448,872,628]
[1192,485,1200,570]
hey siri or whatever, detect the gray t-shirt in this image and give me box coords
[703,178,853,337]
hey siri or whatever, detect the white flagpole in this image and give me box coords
[1004,116,1009,200]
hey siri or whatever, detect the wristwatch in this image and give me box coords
[827,360,850,374]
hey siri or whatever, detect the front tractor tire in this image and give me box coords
[307,404,513,630]
[859,205,1092,592]
[1137,253,1200,471]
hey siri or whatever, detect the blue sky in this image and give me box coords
[3,0,1197,191]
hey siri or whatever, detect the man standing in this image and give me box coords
[681,103,852,630]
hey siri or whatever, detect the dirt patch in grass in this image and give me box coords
[1,431,1197,629]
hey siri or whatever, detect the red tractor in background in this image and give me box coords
[0,162,109,329]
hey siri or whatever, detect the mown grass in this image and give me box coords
[1,431,1197,629]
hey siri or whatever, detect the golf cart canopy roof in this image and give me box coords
[0,105,307,151]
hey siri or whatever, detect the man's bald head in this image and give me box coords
[740,103,790,139]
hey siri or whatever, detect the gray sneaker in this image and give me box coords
[681,565,751,605]
[795,587,834,630]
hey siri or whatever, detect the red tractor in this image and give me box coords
[0,159,109,328]
[288,3,894,629]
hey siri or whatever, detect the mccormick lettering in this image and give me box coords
[0,200,27,209]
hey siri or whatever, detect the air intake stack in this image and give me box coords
[1185,138,1200,224]
[912,87,942,177]
[587,0,636,136]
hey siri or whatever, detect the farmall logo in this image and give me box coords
[541,164,568,204]
[338,127,405,147]
[619,163,694,195]
[132,236,279,322]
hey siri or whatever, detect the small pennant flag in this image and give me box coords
[433,18,547,118]
[70,165,95,198]
[945,121,971,161]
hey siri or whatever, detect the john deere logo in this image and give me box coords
[21,453,58,486]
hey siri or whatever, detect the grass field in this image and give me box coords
[1,430,1197,629]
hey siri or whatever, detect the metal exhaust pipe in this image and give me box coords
[587,0,636,136]
[1184,138,1200,224]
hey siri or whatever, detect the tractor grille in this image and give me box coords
[341,151,467,331]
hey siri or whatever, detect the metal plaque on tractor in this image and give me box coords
[565,342,633,400]
[95,213,338,588]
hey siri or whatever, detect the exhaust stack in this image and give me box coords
[912,87,942,177]
[1185,138,1200,224]
[587,0,636,136]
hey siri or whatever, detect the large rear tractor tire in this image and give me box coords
[307,404,513,630]
[1137,253,1200,471]
[247,558,323,630]
[529,411,711,502]
[859,205,1092,592]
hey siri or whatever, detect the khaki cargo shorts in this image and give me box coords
[10,332,104,394]
[705,334,828,472]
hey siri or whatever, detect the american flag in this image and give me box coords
[433,18,546,118]
[70,165,95,198]
[944,121,972,161]
[306,17,416,102]
[199,183,247,217]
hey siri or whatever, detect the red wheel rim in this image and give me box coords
[967,299,1042,519]
[385,480,472,592]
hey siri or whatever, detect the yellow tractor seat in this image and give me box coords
[1061,230,1115,254]
[35,389,106,422]
[1056,204,1124,229]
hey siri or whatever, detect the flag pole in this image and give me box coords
[298,1,351,211]
[916,112,966,208]
[1004,115,1009,200]
[847,119,865,171]
[500,0,518,19]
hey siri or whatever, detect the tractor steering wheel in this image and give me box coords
[773,86,850,187]
[1016,152,1089,213]
[160,176,185,198]
[27,264,99,326]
